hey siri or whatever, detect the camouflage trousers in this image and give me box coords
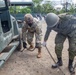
[55,32,76,60]
[23,32,41,48]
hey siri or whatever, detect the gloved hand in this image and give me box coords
[35,43,41,48]
[23,42,27,48]
[42,42,46,47]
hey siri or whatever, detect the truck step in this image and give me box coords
[0,41,19,68]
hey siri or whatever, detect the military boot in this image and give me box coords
[37,48,41,58]
[68,59,75,74]
[27,44,34,50]
[52,57,63,68]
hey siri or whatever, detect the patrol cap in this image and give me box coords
[45,13,60,28]
[24,14,33,23]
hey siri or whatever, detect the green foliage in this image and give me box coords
[9,6,32,14]
[68,6,76,14]
[20,7,32,13]
[33,1,54,14]
[54,8,65,15]
[16,6,21,13]
[42,3,54,14]
[33,0,43,5]
[9,6,15,13]
[9,0,76,15]
[33,4,42,13]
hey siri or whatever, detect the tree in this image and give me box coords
[32,0,43,13]
[33,0,43,6]
[20,7,32,13]
[9,6,32,14]
[41,3,54,14]
[32,0,54,14]
[68,6,76,14]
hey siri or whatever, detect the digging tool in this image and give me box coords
[70,62,76,75]
[45,45,65,75]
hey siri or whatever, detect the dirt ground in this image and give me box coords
[0,19,76,75]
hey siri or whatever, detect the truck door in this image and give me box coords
[0,0,13,52]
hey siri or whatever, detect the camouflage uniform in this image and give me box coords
[22,14,42,58]
[55,31,76,60]
[44,13,76,72]
[44,14,76,60]
[22,18,42,48]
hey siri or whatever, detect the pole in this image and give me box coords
[45,46,65,75]
[70,62,76,75]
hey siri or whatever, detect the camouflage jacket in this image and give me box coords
[22,18,42,43]
[44,13,76,41]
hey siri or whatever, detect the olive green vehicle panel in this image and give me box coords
[0,41,19,68]
[0,0,33,68]
[0,0,20,68]
[0,16,19,53]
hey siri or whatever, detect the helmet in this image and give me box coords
[45,13,60,28]
[24,14,33,24]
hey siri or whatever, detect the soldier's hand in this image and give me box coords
[42,42,46,47]
[35,43,41,48]
[23,42,27,48]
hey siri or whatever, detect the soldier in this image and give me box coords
[22,14,42,58]
[43,13,76,73]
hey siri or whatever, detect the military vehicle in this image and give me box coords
[0,0,22,68]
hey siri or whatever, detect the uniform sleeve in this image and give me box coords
[44,27,52,42]
[22,22,27,42]
[22,22,27,33]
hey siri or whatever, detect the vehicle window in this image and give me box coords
[1,21,10,33]
[0,0,6,8]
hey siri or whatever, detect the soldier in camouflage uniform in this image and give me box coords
[43,13,76,73]
[22,14,42,58]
